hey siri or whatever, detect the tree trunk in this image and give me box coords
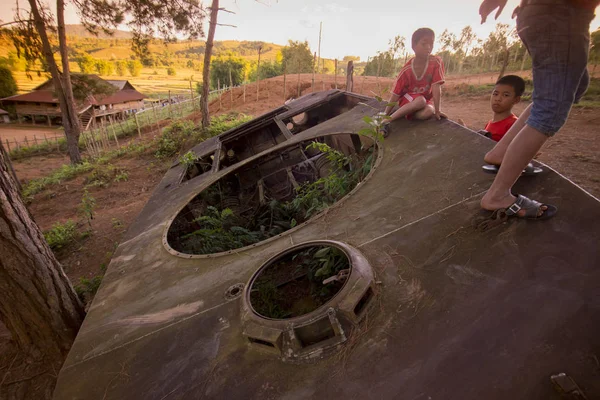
[520,50,528,71]
[57,0,83,164]
[0,142,85,362]
[28,0,82,164]
[498,48,510,80]
[200,0,219,129]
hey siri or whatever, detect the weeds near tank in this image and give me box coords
[251,245,350,319]
[358,95,395,142]
[172,141,376,255]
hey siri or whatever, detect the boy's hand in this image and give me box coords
[479,0,508,23]
[435,110,447,120]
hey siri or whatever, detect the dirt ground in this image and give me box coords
[1,71,599,398]
[0,125,64,148]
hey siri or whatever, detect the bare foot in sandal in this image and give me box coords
[481,192,557,219]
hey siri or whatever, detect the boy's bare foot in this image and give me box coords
[457,118,466,127]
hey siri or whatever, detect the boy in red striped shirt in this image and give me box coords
[382,28,446,137]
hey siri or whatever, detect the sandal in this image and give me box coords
[482,163,543,176]
[505,194,557,220]
[381,123,390,138]
[475,194,557,232]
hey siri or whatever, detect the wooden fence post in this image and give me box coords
[256,46,262,102]
[283,64,287,102]
[312,52,316,92]
[134,113,142,139]
[334,59,338,89]
[109,116,120,148]
[346,60,354,92]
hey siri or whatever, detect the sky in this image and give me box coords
[1,0,599,61]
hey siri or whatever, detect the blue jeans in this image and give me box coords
[516,1,594,136]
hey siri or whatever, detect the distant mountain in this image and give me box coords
[65,24,134,39]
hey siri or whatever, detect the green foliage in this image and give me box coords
[0,66,18,99]
[23,162,94,199]
[0,52,28,72]
[312,246,347,278]
[155,120,198,159]
[357,96,394,141]
[75,275,103,303]
[127,60,143,77]
[77,54,97,74]
[70,74,117,101]
[250,60,282,81]
[84,164,128,187]
[95,59,114,75]
[167,67,176,76]
[210,56,245,89]
[204,113,252,137]
[43,220,78,250]
[79,189,96,226]
[115,60,127,76]
[281,40,313,74]
[363,51,395,77]
[181,206,261,254]
[179,150,196,167]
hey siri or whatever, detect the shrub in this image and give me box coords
[43,220,78,250]
[155,120,198,159]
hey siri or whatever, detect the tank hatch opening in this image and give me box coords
[281,93,364,135]
[165,134,378,256]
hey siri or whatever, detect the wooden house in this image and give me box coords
[0,75,146,130]
[0,109,9,124]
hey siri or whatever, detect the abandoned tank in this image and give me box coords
[54,90,600,399]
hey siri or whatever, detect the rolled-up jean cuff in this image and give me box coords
[525,118,557,137]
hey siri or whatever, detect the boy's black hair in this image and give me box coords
[496,75,526,97]
[412,28,435,48]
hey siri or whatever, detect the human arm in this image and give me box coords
[479,0,509,23]
[432,83,446,120]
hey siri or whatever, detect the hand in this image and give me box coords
[435,110,447,120]
[479,0,508,23]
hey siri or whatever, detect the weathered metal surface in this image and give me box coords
[54,90,600,399]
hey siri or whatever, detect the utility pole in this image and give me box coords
[318,21,322,90]
[256,45,262,101]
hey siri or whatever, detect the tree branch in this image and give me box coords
[218,8,235,14]
[0,20,33,28]
[216,23,236,28]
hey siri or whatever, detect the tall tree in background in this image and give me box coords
[0,140,85,365]
[9,0,204,163]
[201,0,218,129]
[0,66,18,98]
[281,40,314,73]
[388,35,406,75]
[456,26,476,73]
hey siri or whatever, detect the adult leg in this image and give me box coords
[481,125,548,216]
[480,3,593,217]
[483,103,532,165]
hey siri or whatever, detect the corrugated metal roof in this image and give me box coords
[105,80,128,90]
[1,76,145,108]
[92,89,146,105]
[1,91,59,103]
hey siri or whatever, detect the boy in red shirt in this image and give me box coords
[480,75,525,142]
[381,28,446,137]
